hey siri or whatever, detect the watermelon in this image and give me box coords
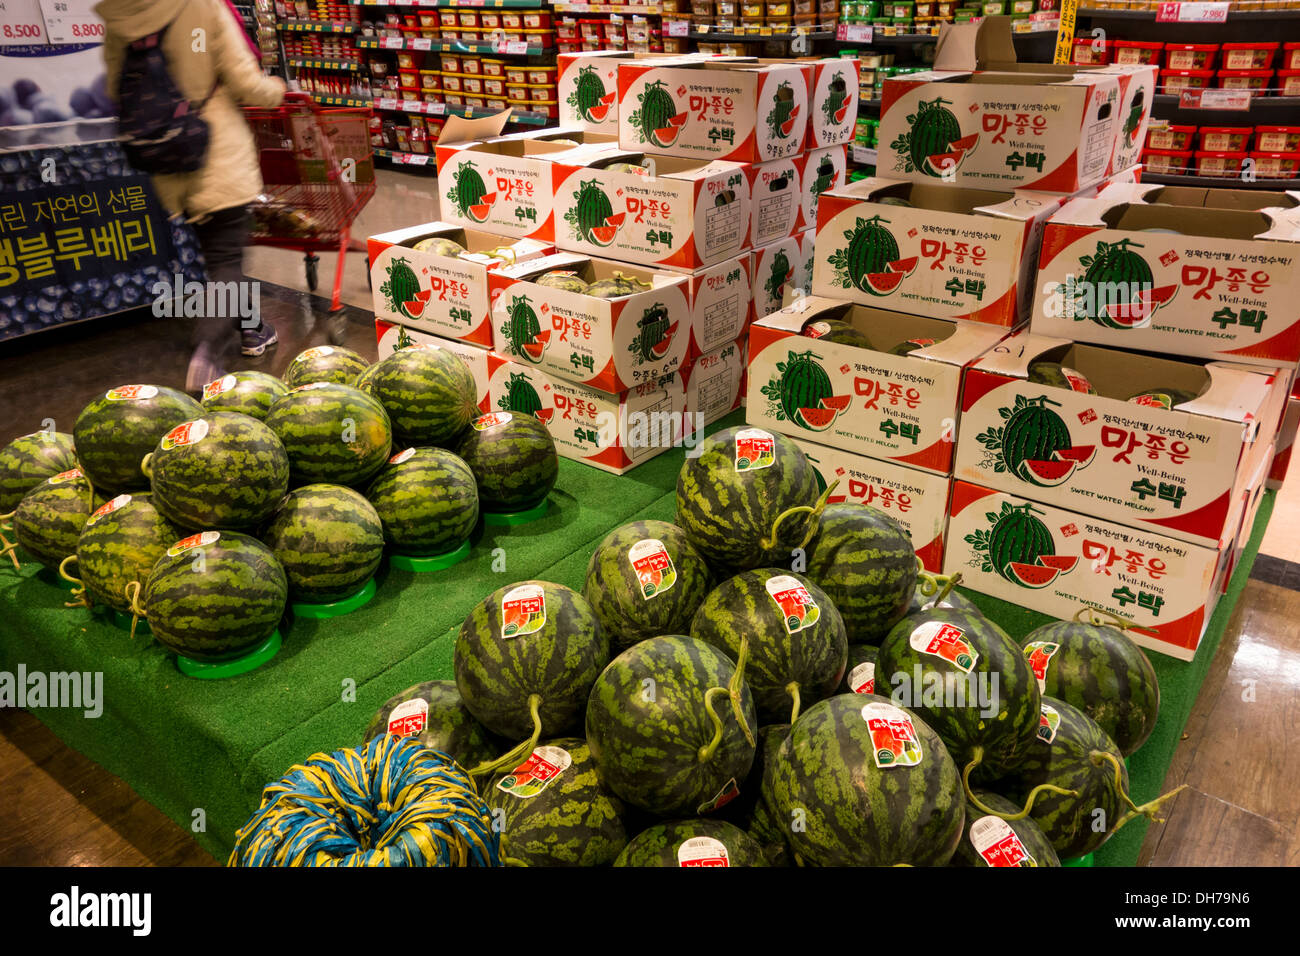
[265,383,393,487]
[765,694,964,866]
[455,412,558,513]
[12,469,104,570]
[1074,238,1156,327]
[363,680,499,769]
[842,644,878,695]
[1000,396,1071,477]
[804,502,918,645]
[582,520,713,652]
[144,531,287,662]
[1005,697,1181,859]
[200,371,288,421]
[801,318,873,349]
[615,819,768,867]
[455,581,608,772]
[362,345,478,446]
[675,426,821,571]
[486,737,628,867]
[570,65,609,124]
[146,412,290,530]
[260,484,384,604]
[842,216,901,296]
[0,431,78,512]
[736,723,792,866]
[282,346,371,388]
[951,791,1061,867]
[585,635,757,817]
[73,385,203,494]
[75,493,181,614]
[365,448,479,556]
[1028,361,1097,395]
[878,607,1041,784]
[1021,619,1160,757]
[690,569,847,725]
[1053,445,1096,468]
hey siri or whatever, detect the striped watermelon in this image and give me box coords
[365,447,479,556]
[455,412,558,513]
[455,581,608,764]
[265,383,393,487]
[485,737,629,867]
[736,723,793,866]
[73,385,203,494]
[260,484,384,604]
[200,371,288,421]
[878,607,1041,782]
[952,791,1061,867]
[1021,620,1160,757]
[690,569,847,725]
[585,635,757,817]
[363,345,478,446]
[12,469,104,570]
[804,503,918,644]
[801,318,873,349]
[0,431,78,512]
[76,493,181,614]
[282,346,371,388]
[615,819,768,867]
[582,520,713,652]
[144,531,287,662]
[675,426,820,571]
[363,680,500,769]
[765,694,964,866]
[146,412,290,529]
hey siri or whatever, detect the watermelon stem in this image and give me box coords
[963,748,1079,820]
[0,511,19,571]
[786,681,802,725]
[57,554,90,610]
[469,693,543,778]
[917,570,963,606]
[698,687,730,764]
[1092,750,1188,828]
[124,580,146,641]
[761,479,840,554]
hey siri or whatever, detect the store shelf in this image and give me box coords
[288,58,362,71]
[375,147,436,164]
[277,19,360,33]
[358,36,554,54]
[354,0,548,7]
[313,94,372,107]
[1140,171,1300,189]
[860,97,881,111]
[833,28,1057,46]
[1078,5,1300,19]
[554,2,665,11]
[1153,93,1300,113]
[373,97,553,124]
[688,30,835,42]
[850,144,877,165]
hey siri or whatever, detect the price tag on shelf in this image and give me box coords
[402,98,421,111]
[1180,88,1252,110]
[428,102,447,114]
[377,97,399,111]
[503,40,530,54]
[411,37,432,50]
[38,0,104,43]
[852,145,877,165]
[1156,2,1229,22]
[835,23,872,43]
[407,154,431,165]
[0,2,49,47]
[665,19,688,36]
[382,35,404,48]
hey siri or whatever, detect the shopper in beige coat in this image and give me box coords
[96,0,287,391]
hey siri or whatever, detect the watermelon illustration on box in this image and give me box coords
[374,319,500,415]
[956,331,1275,549]
[666,252,751,357]
[812,178,1065,328]
[946,482,1230,662]
[553,153,751,269]
[795,145,846,234]
[750,232,806,323]
[558,52,699,132]
[1032,197,1300,367]
[682,337,746,428]
[368,223,553,347]
[487,355,687,475]
[617,60,810,163]
[743,157,801,249]
[807,58,861,150]
[792,437,951,573]
[746,295,1008,475]
[487,252,690,394]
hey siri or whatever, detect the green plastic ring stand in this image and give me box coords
[290,577,377,619]
[1063,853,1095,867]
[110,608,151,635]
[481,497,549,526]
[176,630,281,680]
[389,539,470,572]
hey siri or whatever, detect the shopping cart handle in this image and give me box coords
[283,91,315,104]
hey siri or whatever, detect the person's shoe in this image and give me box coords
[241,322,278,357]
[185,346,224,398]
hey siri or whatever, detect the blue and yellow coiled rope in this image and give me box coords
[229,735,501,867]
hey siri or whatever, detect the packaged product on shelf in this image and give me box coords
[945,481,1230,662]
[1256,127,1300,153]
[666,252,753,356]
[1146,124,1196,152]
[1198,126,1252,152]
[367,223,553,347]
[746,295,1007,473]
[1216,70,1272,93]
[1160,69,1214,94]
[1112,40,1163,67]
[683,337,747,426]
[750,231,808,322]
[1221,42,1279,72]
[1251,152,1300,180]
[373,319,495,415]
[1195,149,1245,176]
[1281,72,1300,97]
[1143,149,1192,176]
[792,437,951,571]
[744,155,803,248]
[797,144,848,231]
[1165,44,1217,72]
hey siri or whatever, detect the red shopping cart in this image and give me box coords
[244,92,376,312]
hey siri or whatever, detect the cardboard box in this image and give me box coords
[552,152,751,269]
[1031,196,1300,367]
[1096,181,1300,220]
[367,223,552,347]
[559,52,706,134]
[1230,441,1272,586]
[746,295,1008,474]
[617,59,810,163]
[804,57,861,151]
[796,144,848,233]
[793,437,951,571]
[487,355,687,474]
[486,252,691,393]
[945,481,1225,661]
[373,319,498,415]
[954,331,1272,548]
[744,156,802,249]
[671,253,753,356]
[750,232,807,322]
[811,178,1062,327]
[684,337,747,426]
[1266,396,1300,489]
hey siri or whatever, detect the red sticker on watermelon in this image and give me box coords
[765,574,821,634]
[472,412,512,431]
[628,539,677,600]
[1024,640,1060,693]
[909,621,979,673]
[1037,703,1061,744]
[47,469,83,485]
[160,419,209,450]
[167,531,220,557]
[677,836,731,867]
[496,746,572,799]
[203,374,236,400]
[849,660,876,695]
[87,494,132,526]
[970,815,1037,867]
[105,385,158,401]
[389,448,417,465]
[386,698,428,739]
[733,427,775,472]
[861,701,923,768]
[501,583,546,638]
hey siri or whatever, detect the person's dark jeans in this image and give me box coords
[192,204,253,364]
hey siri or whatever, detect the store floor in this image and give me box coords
[1,168,1298,866]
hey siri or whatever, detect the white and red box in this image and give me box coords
[796,144,848,233]
[558,52,699,134]
[744,156,802,249]
[1267,395,1300,490]
[750,232,807,323]
[671,252,753,357]
[373,319,497,415]
[683,337,746,427]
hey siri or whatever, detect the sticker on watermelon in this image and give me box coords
[861,701,923,768]
[765,574,821,633]
[1017,458,1076,487]
[105,385,158,401]
[678,836,731,867]
[1024,640,1060,693]
[501,583,546,638]
[1104,284,1177,327]
[496,746,572,799]
[733,427,776,472]
[472,411,513,431]
[1037,703,1061,744]
[87,494,132,527]
[203,375,236,400]
[849,660,876,695]
[167,531,220,557]
[695,777,740,815]
[970,816,1037,867]
[628,538,677,600]
[1006,562,1059,588]
[160,419,209,450]
[909,620,978,673]
[386,697,428,739]
[389,448,417,464]
[47,469,83,485]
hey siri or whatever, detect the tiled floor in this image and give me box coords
[1,168,1298,866]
